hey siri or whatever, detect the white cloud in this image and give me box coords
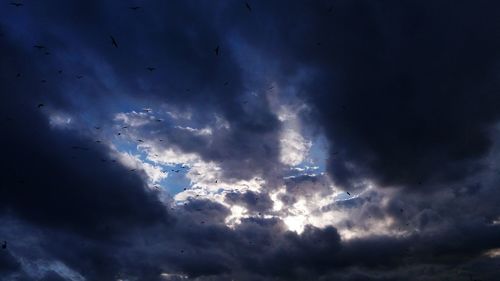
[114,111,151,127]
[280,128,312,166]
[49,113,72,128]
[174,125,213,136]
[111,150,166,185]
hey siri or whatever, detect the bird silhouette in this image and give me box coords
[37,103,44,108]
[58,70,63,74]
[33,45,45,50]
[76,75,83,79]
[110,35,118,48]
[129,6,141,10]
[214,45,220,56]
[137,139,144,142]
[245,2,252,12]
[16,73,21,78]
[10,2,23,7]
[346,191,351,196]
[1,241,6,249]
[146,67,155,72]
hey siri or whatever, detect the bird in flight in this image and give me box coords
[110,35,118,48]
[129,6,141,10]
[214,45,220,56]
[33,45,46,50]
[137,139,144,142]
[1,241,6,249]
[37,103,44,108]
[245,2,252,12]
[10,2,23,7]
[146,67,156,72]
[76,75,83,79]
[346,191,351,196]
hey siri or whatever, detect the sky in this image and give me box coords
[1,1,500,280]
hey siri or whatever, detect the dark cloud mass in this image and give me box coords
[1,0,500,280]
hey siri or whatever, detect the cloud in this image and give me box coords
[1,0,500,280]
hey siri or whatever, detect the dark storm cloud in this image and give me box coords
[0,0,283,182]
[224,190,273,213]
[204,0,500,190]
[40,271,70,281]
[1,0,500,280]
[0,101,169,236]
[0,250,21,275]
[296,0,500,190]
[285,175,331,195]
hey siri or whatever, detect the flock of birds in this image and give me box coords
[5,1,416,231]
